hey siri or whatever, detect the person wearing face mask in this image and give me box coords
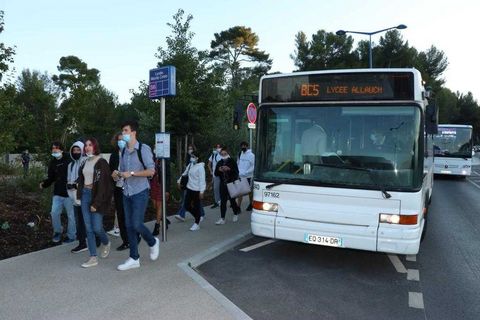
[214,147,241,225]
[76,138,113,268]
[207,144,222,209]
[177,150,206,231]
[236,141,255,211]
[109,132,130,251]
[67,141,89,253]
[174,143,206,222]
[40,141,76,243]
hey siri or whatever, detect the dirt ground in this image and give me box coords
[0,180,214,261]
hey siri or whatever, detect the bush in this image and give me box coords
[0,162,20,175]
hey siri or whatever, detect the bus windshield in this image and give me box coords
[256,105,422,190]
[434,126,472,158]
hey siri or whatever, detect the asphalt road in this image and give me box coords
[197,169,480,320]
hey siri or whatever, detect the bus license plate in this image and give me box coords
[305,234,343,247]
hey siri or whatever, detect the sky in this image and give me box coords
[2,0,480,103]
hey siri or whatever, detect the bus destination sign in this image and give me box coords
[261,72,414,103]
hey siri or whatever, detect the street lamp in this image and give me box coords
[336,24,407,68]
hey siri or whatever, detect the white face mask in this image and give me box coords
[222,155,229,160]
[190,157,197,164]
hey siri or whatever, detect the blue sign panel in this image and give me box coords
[149,66,176,99]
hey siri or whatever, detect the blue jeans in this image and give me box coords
[123,188,156,260]
[81,189,109,256]
[50,195,76,240]
[176,190,205,218]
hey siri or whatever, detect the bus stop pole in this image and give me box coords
[161,97,167,242]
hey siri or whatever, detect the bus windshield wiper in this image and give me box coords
[315,163,392,199]
[266,182,283,189]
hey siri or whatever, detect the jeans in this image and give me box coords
[123,188,156,260]
[184,189,201,224]
[81,189,109,256]
[213,176,221,203]
[176,190,205,218]
[50,195,76,240]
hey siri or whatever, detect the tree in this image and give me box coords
[210,26,272,88]
[292,30,358,71]
[414,45,448,91]
[14,70,60,152]
[0,11,16,83]
[0,85,30,155]
[53,56,116,148]
[375,30,417,68]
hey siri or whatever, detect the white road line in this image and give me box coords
[387,254,407,273]
[407,269,420,281]
[408,292,425,309]
[473,171,480,176]
[406,255,417,262]
[240,239,277,252]
[466,178,480,190]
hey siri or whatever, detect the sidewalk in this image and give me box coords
[0,203,252,320]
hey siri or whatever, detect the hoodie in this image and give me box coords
[67,141,85,205]
[237,149,255,178]
[177,162,206,193]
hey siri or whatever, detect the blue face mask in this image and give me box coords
[51,152,62,159]
[117,140,126,149]
[122,134,131,143]
[190,157,197,164]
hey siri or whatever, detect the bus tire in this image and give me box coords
[421,210,428,243]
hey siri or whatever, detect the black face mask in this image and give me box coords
[241,147,247,152]
[72,153,81,160]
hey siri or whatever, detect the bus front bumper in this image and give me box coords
[251,212,422,255]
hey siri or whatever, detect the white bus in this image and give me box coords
[251,68,437,255]
[434,124,473,177]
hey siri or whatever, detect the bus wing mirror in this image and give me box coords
[425,103,438,134]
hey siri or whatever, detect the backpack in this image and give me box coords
[121,142,154,178]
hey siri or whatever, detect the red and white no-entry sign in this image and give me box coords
[246,102,257,124]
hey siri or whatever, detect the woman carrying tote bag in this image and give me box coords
[214,147,241,225]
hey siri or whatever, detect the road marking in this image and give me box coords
[407,269,420,281]
[240,239,277,252]
[406,255,417,262]
[466,178,480,190]
[387,254,407,273]
[408,292,424,309]
[473,171,480,176]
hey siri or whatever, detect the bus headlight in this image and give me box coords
[379,213,417,225]
[253,200,278,212]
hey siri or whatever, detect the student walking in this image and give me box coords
[177,151,206,231]
[215,147,241,225]
[21,150,31,177]
[237,141,255,211]
[109,132,130,251]
[67,141,88,253]
[77,138,112,268]
[208,144,222,209]
[116,120,160,271]
[40,142,76,243]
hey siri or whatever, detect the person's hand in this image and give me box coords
[165,192,170,202]
[90,206,97,212]
[121,171,132,179]
[199,192,204,200]
[223,166,231,171]
[112,170,120,181]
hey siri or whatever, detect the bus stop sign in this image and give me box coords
[246,103,257,124]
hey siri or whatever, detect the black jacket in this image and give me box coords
[214,157,239,185]
[41,153,71,197]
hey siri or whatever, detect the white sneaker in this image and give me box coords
[200,216,205,222]
[150,237,160,261]
[215,218,225,225]
[117,257,140,271]
[174,214,185,222]
[107,227,120,237]
[190,223,200,231]
[233,215,239,223]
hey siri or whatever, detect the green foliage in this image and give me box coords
[0,10,16,83]
[52,55,100,93]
